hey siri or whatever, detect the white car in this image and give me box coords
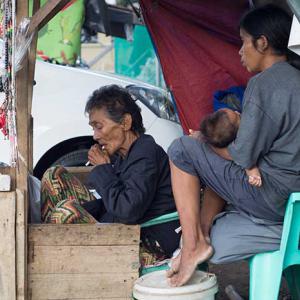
[28,60,182,178]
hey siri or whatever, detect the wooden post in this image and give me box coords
[0,192,16,300]
[28,0,40,172]
[15,0,30,298]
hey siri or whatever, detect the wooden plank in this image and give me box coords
[66,166,95,174]
[15,3,29,188]
[29,298,133,300]
[28,0,71,34]
[15,189,27,300]
[0,192,16,300]
[28,0,40,172]
[15,0,30,298]
[29,224,140,246]
[29,273,137,299]
[28,0,40,114]
[66,166,95,184]
[29,245,139,274]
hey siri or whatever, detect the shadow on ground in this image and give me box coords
[209,261,291,299]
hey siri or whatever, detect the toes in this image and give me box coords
[166,268,176,278]
[169,272,190,287]
[169,274,180,287]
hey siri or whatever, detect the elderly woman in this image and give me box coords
[41,84,180,260]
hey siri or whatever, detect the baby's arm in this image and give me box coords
[246,166,262,187]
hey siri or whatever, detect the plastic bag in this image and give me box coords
[28,174,41,223]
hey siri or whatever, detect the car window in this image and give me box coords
[126,85,179,123]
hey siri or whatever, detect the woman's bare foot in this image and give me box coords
[166,251,182,278]
[168,243,214,287]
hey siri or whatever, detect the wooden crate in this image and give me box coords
[28,224,140,300]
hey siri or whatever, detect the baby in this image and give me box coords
[200,108,262,187]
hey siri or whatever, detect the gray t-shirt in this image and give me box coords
[228,61,300,212]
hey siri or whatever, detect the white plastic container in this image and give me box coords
[133,270,218,300]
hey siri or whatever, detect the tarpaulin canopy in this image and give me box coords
[140,0,252,132]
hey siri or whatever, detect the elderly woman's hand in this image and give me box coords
[88,144,111,165]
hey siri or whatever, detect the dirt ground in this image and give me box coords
[209,261,291,299]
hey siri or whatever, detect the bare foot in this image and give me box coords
[166,251,182,278]
[168,244,214,287]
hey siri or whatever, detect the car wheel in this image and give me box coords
[51,149,89,167]
[33,137,94,179]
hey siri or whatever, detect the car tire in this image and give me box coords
[52,149,89,167]
[33,137,94,179]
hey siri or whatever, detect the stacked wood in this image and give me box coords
[28,224,140,300]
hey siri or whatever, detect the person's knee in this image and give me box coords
[209,219,244,264]
[209,237,234,264]
[209,239,246,264]
[42,166,56,182]
[41,165,65,183]
[209,253,227,264]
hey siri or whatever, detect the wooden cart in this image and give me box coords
[0,1,140,299]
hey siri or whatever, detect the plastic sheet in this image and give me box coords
[14,17,34,72]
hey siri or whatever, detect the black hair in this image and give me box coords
[240,4,300,70]
[200,110,238,148]
[85,84,145,135]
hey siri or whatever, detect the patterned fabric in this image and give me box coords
[140,237,168,267]
[139,244,166,267]
[46,198,96,224]
[41,166,96,223]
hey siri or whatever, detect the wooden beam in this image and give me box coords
[28,0,40,114]
[0,192,16,300]
[15,190,27,300]
[15,0,29,295]
[28,0,71,34]
[28,0,40,172]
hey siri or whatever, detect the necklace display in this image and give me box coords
[0,0,17,166]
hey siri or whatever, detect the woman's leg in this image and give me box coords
[47,198,97,223]
[167,161,213,287]
[201,187,225,241]
[41,166,94,223]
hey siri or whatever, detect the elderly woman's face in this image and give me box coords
[88,108,126,156]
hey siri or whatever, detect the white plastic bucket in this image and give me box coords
[133,270,218,300]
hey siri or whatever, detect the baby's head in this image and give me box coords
[200,108,240,148]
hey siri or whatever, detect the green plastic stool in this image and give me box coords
[249,192,300,300]
[140,211,208,276]
[141,211,179,228]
